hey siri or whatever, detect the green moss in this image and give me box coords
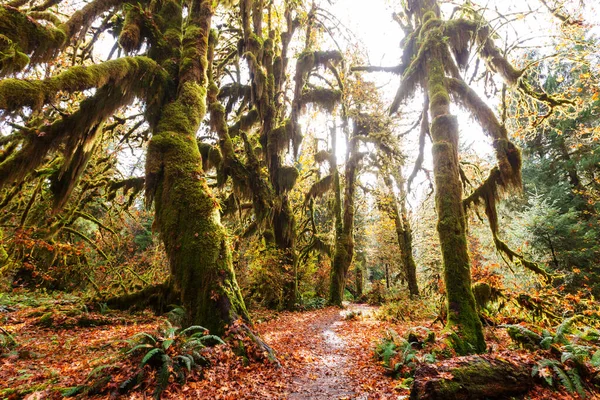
[299,88,341,112]
[0,5,66,75]
[0,34,29,75]
[118,5,143,53]
[277,166,298,192]
[0,56,166,111]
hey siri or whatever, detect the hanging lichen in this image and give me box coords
[277,166,299,193]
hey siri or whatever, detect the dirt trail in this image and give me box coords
[259,304,378,399]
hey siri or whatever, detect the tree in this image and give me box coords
[381,162,419,297]
[0,0,249,334]
[354,0,569,353]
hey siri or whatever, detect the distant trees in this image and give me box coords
[355,0,571,353]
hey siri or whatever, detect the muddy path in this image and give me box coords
[257,304,379,399]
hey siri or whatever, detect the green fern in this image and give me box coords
[141,348,164,367]
[591,350,600,367]
[533,358,585,397]
[113,321,225,398]
[567,368,586,397]
[153,354,171,400]
[554,315,583,345]
[180,325,208,336]
[375,339,397,368]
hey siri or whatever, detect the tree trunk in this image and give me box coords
[410,355,534,400]
[383,170,419,297]
[425,33,485,351]
[355,262,363,298]
[145,0,248,334]
[329,123,360,306]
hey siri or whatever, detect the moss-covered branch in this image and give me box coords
[0,0,125,75]
[463,167,552,282]
[0,56,165,111]
[0,84,140,189]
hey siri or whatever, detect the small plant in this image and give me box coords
[504,316,599,397]
[119,321,224,399]
[374,329,436,378]
[532,358,586,397]
[64,318,225,399]
[302,296,327,310]
[0,327,17,354]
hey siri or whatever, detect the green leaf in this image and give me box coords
[591,350,600,367]
[131,332,158,344]
[141,348,163,367]
[162,339,174,350]
[540,336,552,350]
[175,354,193,371]
[153,354,171,400]
[180,325,208,336]
[127,343,154,354]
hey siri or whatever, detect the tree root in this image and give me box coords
[97,282,177,314]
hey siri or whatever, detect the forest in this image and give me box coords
[0,0,599,398]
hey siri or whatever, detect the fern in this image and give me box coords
[375,339,397,368]
[153,354,171,400]
[180,325,208,336]
[591,350,600,367]
[189,334,225,345]
[162,339,175,350]
[553,364,575,393]
[566,369,586,397]
[174,354,194,372]
[126,343,154,354]
[534,358,584,396]
[118,370,145,394]
[554,315,582,345]
[561,343,592,364]
[141,348,163,367]
[166,306,185,325]
[130,332,158,344]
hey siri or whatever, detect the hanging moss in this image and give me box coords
[314,149,332,164]
[0,82,145,189]
[299,88,341,112]
[50,123,102,210]
[463,168,552,282]
[313,50,343,67]
[228,108,259,137]
[304,174,333,206]
[277,166,299,192]
[107,176,145,206]
[197,142,222,171]
[0,34,29,76]
[0,56,166,112]
[0,5,66,74]
[118,4,143,53]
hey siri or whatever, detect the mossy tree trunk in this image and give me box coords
[426,47,484,352]
[329,121,362,306]
[145,0,248,334]
[382,169,419,297]
[238,0,300,309]
[410,355,534,399]
[0,0,250,333]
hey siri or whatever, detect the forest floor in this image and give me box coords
[0,291,592,399]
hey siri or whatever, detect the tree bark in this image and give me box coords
[410,355,534,400]
[329,123,360,306]
[383,169,419,297]
[419,1,485,353]
[145,0,248,334]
